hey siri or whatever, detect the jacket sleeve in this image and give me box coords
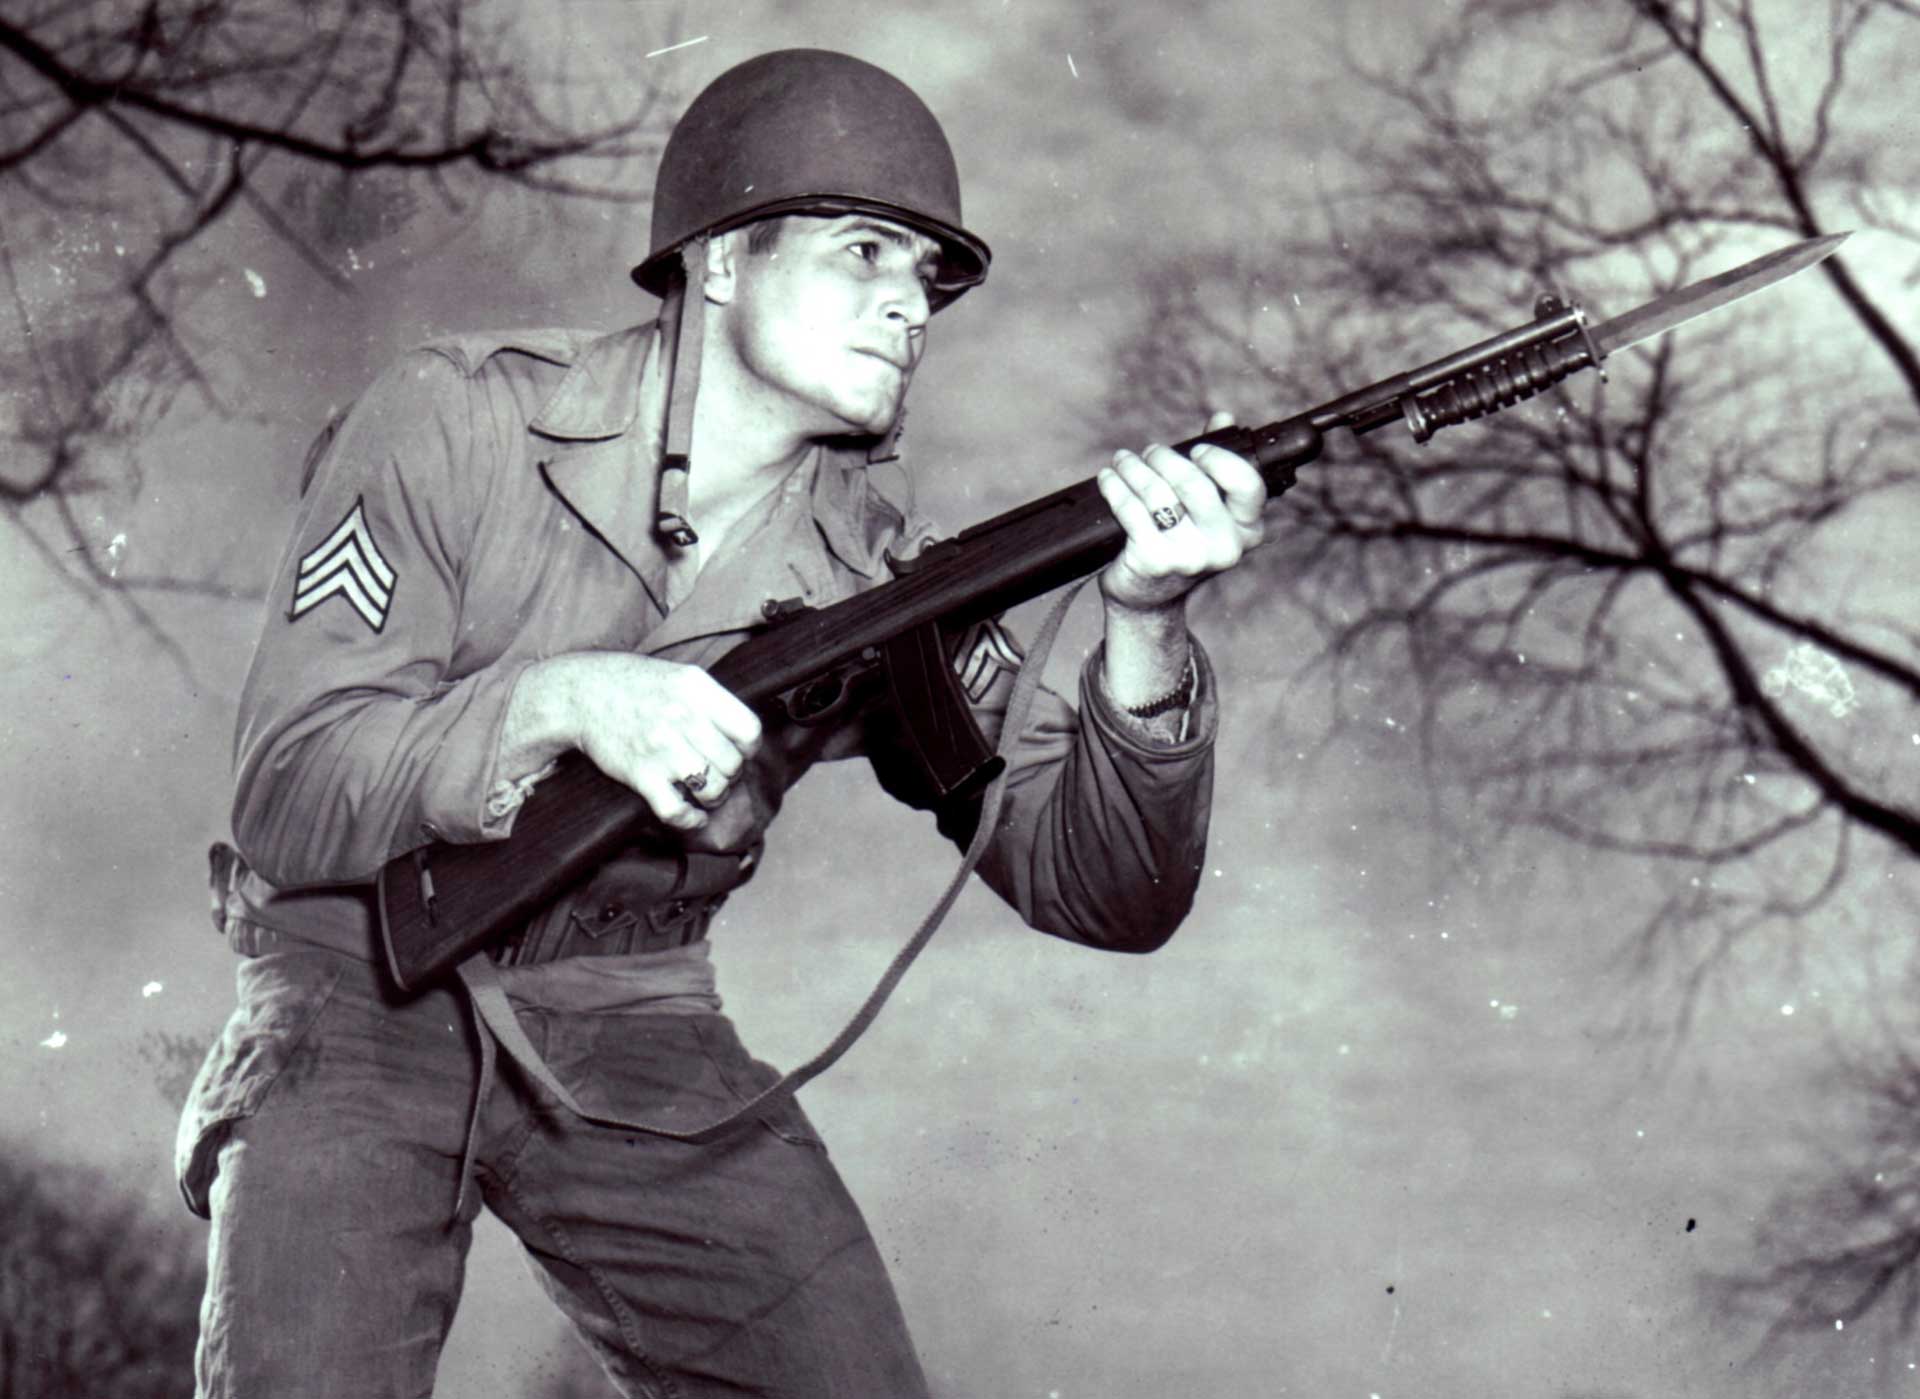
[230,349,532,887]
[864,617,1219,954]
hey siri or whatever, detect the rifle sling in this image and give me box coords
[450,579,1089,1216]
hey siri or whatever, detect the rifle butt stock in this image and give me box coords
[378,757,655,991]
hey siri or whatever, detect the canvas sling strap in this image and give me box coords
[450,579,1090,1216]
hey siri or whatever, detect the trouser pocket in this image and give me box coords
[175,936,346,1218]
[692,1016,828,1150]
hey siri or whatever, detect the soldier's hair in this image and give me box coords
[745,217,790,256]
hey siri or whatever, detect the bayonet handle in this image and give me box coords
[1396,330,1594,442]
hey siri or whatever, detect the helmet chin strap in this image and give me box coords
[656,237,708,549]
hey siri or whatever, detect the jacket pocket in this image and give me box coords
[174,936,347,1218]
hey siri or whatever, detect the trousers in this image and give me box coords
[178,936,930,1399]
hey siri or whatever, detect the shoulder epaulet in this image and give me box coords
[414,328,596,378]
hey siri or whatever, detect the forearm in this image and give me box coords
[1099,596,1197,747]
[1100,596,1191,706]
[970,643,1218,951]
[497,655,589,779]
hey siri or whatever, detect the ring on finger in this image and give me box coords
[673,767,713,802]
[1150,504,1185,532]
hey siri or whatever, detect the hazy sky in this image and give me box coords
[3,3,1913,1396]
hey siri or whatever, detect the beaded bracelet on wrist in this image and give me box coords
[1120,654,1197,719]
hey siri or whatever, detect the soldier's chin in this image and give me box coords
[822,425,900,457]
[833,392,904,440]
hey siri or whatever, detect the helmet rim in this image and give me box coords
[630,195,990,310]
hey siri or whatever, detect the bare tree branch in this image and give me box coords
[0,0,676,652]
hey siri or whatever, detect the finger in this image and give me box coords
[1192,457,1266,530]
[1096,463,1176,548]
[1138,443,1235,534]
[1180,409,1237,461]
[654,731,735,810]
[1182,436,1267,528]
[634,771,709,831]
[688,678,763,756]
[1110,447,1200,528]
[662,739,736,811]
[1141,442,1267,571]
[682,729,749,802]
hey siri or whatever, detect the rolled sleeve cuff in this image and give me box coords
[483,758,558,828]
[1081,635,1219,759]
[404,655,544,852]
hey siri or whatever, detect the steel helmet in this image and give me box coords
[632,49,990,310]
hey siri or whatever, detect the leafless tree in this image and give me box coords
[1103,0,1918,1346]
[0,0,673,658]
[1108,0,1917,997]
[0,1145,204,1398]
[1714,989,1920,1358]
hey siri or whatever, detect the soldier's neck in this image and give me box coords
[682,404,812,557]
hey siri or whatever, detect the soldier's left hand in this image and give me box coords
[1095,410,1268,612]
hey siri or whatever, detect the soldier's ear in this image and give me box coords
[702,230,745,306]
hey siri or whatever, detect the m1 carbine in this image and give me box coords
[377,234,1845,992]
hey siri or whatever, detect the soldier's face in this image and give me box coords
[721,214,938,437]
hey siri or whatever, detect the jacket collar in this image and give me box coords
[529,322,655,442]
[528,323,898,634]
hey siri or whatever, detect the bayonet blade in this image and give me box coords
[1588,232,1847,359]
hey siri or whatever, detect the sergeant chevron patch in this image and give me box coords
[953,617,1026,703]
[289,498,395,632]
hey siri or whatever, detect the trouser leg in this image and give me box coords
[188,947,486,1399]
[482,1010,930,1399]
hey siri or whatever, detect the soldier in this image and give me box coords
[179,48,1267,1398]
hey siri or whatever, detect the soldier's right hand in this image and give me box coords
[522,652,763,833]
